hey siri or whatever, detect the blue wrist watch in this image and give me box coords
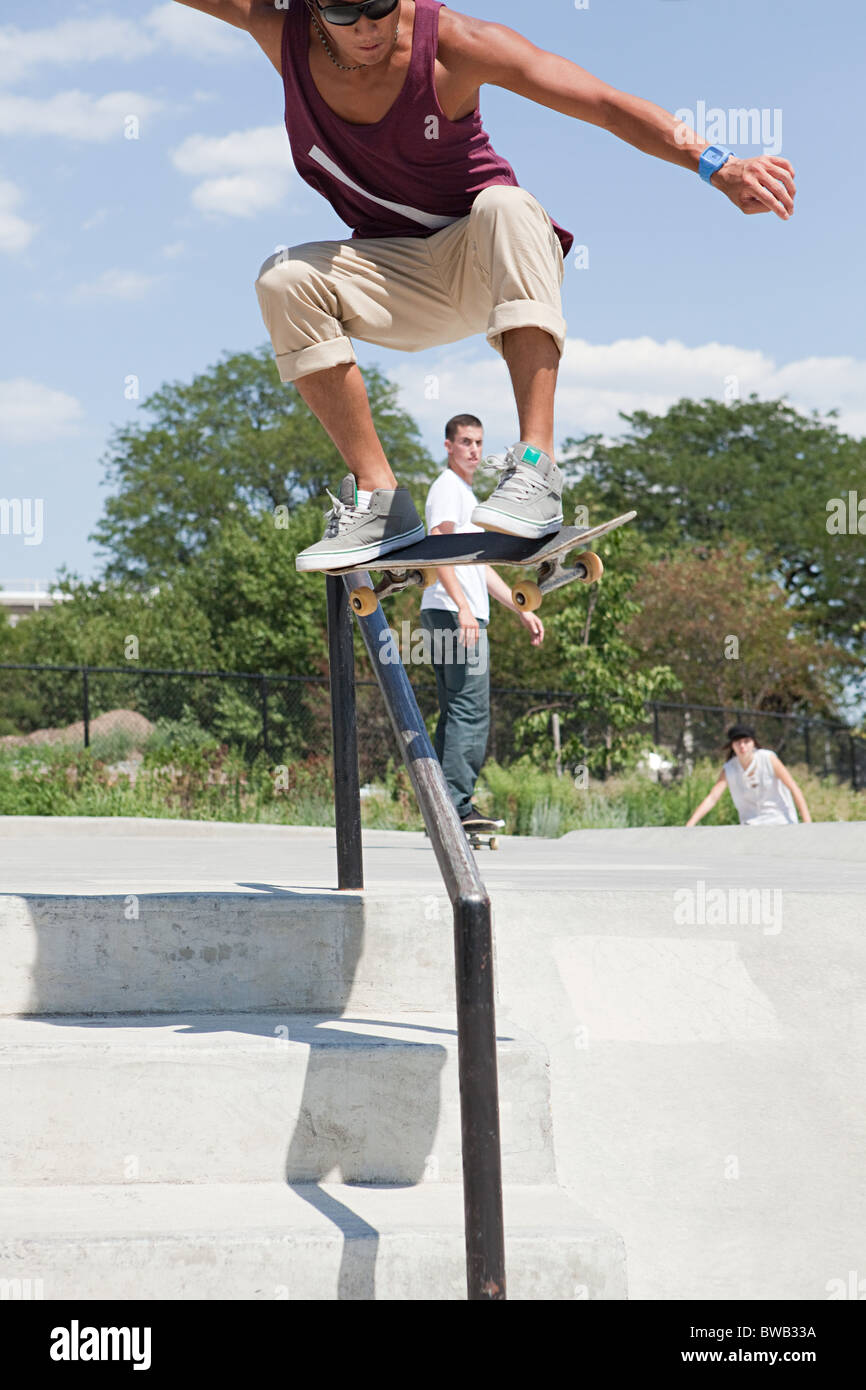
[699,144,736,183]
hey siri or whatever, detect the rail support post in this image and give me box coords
[454,891,506,1299]
[326,575,363,891]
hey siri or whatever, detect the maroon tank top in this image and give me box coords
[281,0,574,256]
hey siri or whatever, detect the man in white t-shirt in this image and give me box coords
[420,414,545,828]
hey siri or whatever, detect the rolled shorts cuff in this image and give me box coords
[486,301,567,361]
[274,337,357,384]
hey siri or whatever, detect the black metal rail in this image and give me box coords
[325,574,506,1301]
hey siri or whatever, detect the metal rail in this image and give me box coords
[325,574,506,1301]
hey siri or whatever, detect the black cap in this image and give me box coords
[726,724,756,742]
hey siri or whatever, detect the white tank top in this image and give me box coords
[723,748,798,825]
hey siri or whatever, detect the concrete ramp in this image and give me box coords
[1,816,864,1299]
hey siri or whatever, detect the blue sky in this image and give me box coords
[1,0,864,584]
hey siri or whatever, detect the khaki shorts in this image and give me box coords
[255,183,567,383]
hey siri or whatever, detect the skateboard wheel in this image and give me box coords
[489,837,499,851]
[575,551,604,584]
[350,587,378,616]
[512,580,543,612]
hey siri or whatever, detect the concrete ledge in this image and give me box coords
[0,1181,627,1300]
[2,886,864,1017]
[0,892,454,1015]
[0,1012,556,1187]
[0,816,332,839]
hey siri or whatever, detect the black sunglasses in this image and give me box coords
[314,0,400,26]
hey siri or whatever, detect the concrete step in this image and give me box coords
[6,883,865,1018]
[0,890,455,1016]
[0,1012,556,1187]
[0,1181,627,1300]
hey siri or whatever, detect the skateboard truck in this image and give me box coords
[511,550,604,613]
[466,829,501,851]
[349,568,430,616]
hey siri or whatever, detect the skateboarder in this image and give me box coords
[420,414,544,828]
[175,1,796,571]
[686,725,812,827]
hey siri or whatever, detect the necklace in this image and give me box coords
[306,2,400,72]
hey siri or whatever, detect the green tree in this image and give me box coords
[4,503,332,750]
[92,347,436,582]
[562,396,866,649]
[511,528,679,776]
[624,543,847,714]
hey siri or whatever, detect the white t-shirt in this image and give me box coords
[420,468,490,622]
[723,748,798,825]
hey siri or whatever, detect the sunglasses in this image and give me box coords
[314,0,400,25]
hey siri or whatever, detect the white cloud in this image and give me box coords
[162,240,186,259]
[172,125,293,217]
[385,336,866,449]
[190,173,284,218]
[173,125,289,175]
[0,379,83,443]
[0,177,35,252]
[0,7,245,85]
[144,4,247,59]
[0,89,163,141]
[0,18,152,85]
[69,269,162,302]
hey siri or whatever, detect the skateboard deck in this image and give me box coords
[463,817,505,852]
[331,511,636,615]
[425,818,505,850]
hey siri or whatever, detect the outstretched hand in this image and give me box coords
[714,154,796,219]
[520,612,545,646]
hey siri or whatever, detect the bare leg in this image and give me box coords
[501,326,559,460]
[293,362,398,491]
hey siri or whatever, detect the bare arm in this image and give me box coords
[443,11,795,220]
[770,754,813,823]
[686,771,728,827]
[429,522,479,648]
[172,0,283,74]
[486,566,544,646]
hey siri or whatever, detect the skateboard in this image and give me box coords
[423,817,505,850]
[463,817,505,852]
[327,512,637,615]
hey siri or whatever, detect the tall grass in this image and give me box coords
[480,758,863,832]
[0,744,861,830]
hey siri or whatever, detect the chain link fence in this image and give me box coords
[0,663,863,789]
[645,700,865,791]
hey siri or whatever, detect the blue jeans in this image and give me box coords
[420,609,490,819]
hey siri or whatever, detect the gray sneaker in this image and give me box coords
[296,475,426,573]
[471,442,563,539]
